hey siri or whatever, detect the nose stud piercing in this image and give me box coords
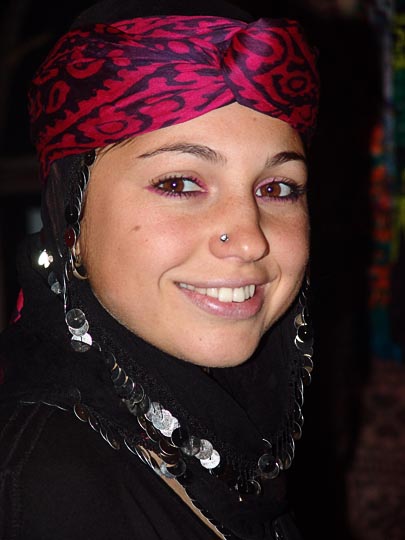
[220,233,229,243]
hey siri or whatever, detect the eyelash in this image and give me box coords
[149,175,204,198]
[149,175,305,202]
[255,178,306,202]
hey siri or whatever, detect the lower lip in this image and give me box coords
[178,286,265,320]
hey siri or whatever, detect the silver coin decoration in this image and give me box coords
[74,403,89,422]
[160,417,180,438]
[50,281,63,295]
[146,401,163,423]
[151,408,174,432]
[48,272,63,295]
[38,249,53,269]
[195,439,213,460]
[66,308,89,336]
[200,449,220,469]
[71,333,92,352]
[180,435,201,457]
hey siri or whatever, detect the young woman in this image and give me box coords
[0,0,319,538]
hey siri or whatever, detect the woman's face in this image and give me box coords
[79,103,309,367]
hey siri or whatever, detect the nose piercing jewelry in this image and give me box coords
[220,233,229,243]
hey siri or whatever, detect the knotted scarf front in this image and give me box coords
[28,15,320,181]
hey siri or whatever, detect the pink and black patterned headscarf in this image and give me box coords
[28,14,320,182]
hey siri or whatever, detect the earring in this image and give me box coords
[64,150,95,281]
[219,233,229,243]
[71,245,88,280]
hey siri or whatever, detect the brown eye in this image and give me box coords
[153,176,203,194]
[160,178,185,192]
[255,181,293,198]
[257,183,281,198]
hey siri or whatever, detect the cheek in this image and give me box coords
[269,212,310,274]
[288,223,309,270]
[83,202,194,298]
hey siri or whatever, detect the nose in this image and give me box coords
[209,197,269,262]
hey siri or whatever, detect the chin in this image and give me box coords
[206,356,252,368]
[173,342,258,369]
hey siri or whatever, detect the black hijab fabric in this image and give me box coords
[41,144,301,460]
[1,141,309,539]
[1,231,301,539]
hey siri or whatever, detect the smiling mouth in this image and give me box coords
[178,283,256,303]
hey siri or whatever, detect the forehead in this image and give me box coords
[101,103,305,162]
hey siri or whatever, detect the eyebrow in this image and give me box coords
[266,151,307,169]
[137,143,226,164]
[137,143,306,169]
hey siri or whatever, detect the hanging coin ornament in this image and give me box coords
[65,308,89,336]
[48,272,63,295]
[38,249,53,268]
[71,333,93,352]
[200,449,220,469]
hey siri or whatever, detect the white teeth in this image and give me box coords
[232,287,246,303]
[195,287,207,295]
[206,288,219,298]
[218,288,233,302]
[179,283,193,290]
[179,283,256,303]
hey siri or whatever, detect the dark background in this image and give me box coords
[0,1,387,539]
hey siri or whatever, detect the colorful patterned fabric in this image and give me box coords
[28,15,320,181]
